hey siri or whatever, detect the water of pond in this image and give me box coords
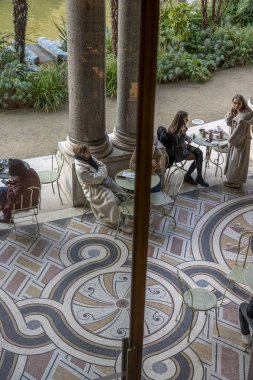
[0,0,110,42]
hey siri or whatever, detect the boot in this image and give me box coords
[184,161,197,185]
[194,148,209,187]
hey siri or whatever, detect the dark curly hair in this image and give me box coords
[8,159,27,178]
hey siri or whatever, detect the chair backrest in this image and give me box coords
[164,167,184,200]
[157,126,174,167]
[12,186,41,212]
[52,150,64,178]
[235,231,253,268]
[115,193,135,217]
[176,270,193,304]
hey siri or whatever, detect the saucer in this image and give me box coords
[192,119,204,126]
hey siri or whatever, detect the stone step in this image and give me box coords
[27,43,55,64]
[37,37,67,61]
[7,45,40,65]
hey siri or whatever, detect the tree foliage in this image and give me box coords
[110,0,118,57]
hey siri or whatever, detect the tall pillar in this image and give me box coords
[111,1,141,151]
[65,0,112,158]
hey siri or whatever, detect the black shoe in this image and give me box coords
[195,176,209,187]
[184,174,196,185]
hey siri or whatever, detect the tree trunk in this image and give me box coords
[212,0,216,21]
[201,0,209,28]
[214,0,224,24]
[13,0,28,64]
[110,0,118,57]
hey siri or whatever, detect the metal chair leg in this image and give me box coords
[188,309,195,342]
[57,181,63,205]
[215,306,220,337]
[215,152,220,177]
[175,302,183,321]
[221,281,228,305]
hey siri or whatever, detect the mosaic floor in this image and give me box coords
[0,180,253,380]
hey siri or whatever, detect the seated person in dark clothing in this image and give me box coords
[167,110,209,187]
[157,126,175,169]
[239,297,253,345]
[0,159,40,223]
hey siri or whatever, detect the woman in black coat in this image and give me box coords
[158,110,209,187]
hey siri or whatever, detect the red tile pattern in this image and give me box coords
[221,347,240,380]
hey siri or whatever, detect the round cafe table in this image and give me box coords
[188,129,228,178]
[115,169,160,192]
[244,266,253,291]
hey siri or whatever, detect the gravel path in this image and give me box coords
[1,66,252,159]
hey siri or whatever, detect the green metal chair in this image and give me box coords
[222,231,253,302]
[38,150,64,205]
[213,144,228,177]
[150,167,184,230]
[176,270,220,342]
[10,186,40,239]
[114,193,134,239]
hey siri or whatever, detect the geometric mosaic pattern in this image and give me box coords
[0,181,253,379]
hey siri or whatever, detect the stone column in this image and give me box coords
[65,0,112,158]
[111,1,141,151]
[59,0,114,207]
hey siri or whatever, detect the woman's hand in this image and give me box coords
[230,107,238,117]
[151,159,157,169]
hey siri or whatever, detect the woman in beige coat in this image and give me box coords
[74,144,132,233]
[224,94,253,189]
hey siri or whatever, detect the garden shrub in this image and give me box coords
[54,17,67,52]
[0,61,33,109]
[106,52,117,97]
[157,0,253,83]
[223,0,253,27]
[0,34,16,71]
[202,27,253,68]
[29,63,68,112]
[1,1,253,110]
[157,44,211,83]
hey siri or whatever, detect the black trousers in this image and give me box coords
[0,187,7,210]
[239,302,253,335]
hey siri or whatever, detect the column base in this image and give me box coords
[111,128,136,152]
[65,134,113,159]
